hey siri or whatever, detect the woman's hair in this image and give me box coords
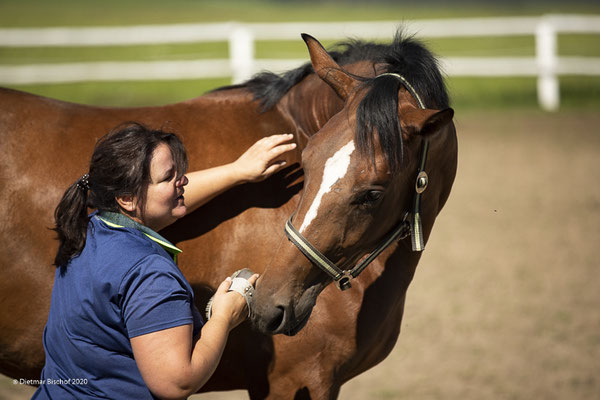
[53,122,188,267]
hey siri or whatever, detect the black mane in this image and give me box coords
[355,31,450,172]
[212,42,389,112]
[219,30,450,172]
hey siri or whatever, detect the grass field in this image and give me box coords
[3,0,600,27]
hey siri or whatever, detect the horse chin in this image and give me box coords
[281,308,313,336]
[250,281,323,336]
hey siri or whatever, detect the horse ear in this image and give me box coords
[404,108,454,138]
[302,33,358,100]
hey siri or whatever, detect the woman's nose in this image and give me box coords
[177,175,188,187]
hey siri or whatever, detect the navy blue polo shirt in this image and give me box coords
[33,211,203,399]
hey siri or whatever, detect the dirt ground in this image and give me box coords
[2,110,599,399]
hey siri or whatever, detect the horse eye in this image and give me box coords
[365,190,382,202]
[357,190,383,208]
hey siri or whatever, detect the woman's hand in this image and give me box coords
[232,133,297,183]
[131,272,259,399]
[209,273,259,331]
[182,133,297,215]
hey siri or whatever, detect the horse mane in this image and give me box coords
[212,36,403,112]
[355,31,450,173]
[215,30,450,172]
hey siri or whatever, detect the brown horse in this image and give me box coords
[0,32,457,399]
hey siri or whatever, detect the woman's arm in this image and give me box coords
[130,275,257,400]
[184,133,296,214]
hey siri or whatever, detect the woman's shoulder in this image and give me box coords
[92,214,147,242]
[86,215,174,272]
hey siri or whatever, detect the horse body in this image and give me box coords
[0,86,281,370]
[0,33,457,399]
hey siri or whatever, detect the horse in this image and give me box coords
[0,31,457,399]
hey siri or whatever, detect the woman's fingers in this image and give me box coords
[260,135,295,176]
[261,133,294,146]
[262,160,287,177]
[216,277,232,294]
[234,133,297,182]
[248,273,259,286]
[269,142,297,157]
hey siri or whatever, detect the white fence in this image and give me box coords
[1,14,599,111]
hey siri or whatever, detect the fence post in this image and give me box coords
[536,18,559,111]
[229,25,254,84]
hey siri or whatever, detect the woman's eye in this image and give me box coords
[162,170,176,182]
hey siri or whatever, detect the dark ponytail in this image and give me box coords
[53,122,187,268]
[53,176,91,267]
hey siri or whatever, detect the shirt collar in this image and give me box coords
[97,211,182,262]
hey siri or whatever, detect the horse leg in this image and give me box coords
[264,367,341,400]
[259,328,346,400]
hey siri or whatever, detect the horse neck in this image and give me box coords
[276,60,384,149]
[277,75,344,148]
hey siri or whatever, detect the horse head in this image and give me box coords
[251,34,458,335]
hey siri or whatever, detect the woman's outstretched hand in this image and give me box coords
[182,133,297,215]
[232,133,297,183]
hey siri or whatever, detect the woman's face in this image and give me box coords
[141,143,188,231]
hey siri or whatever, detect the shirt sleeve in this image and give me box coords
[119,254,195,338]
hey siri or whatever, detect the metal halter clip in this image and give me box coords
[336,271,353,291]
[415,171,428,194]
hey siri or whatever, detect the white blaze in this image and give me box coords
[299,140,355,233]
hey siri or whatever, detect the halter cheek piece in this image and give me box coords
[284,73,430,291]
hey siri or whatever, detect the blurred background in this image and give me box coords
[1,0,598,399]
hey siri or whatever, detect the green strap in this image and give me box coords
[284,215,410,291]
[97,211,182,263]
[284,217,344,281]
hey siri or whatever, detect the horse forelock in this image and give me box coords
[355,77,404,173]
[354,31,450,174]
[380,31,450,109]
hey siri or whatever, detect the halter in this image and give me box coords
[284,73,430,291]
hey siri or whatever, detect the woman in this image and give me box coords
[33,123,296,399]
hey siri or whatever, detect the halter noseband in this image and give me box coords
[284,73,430,291]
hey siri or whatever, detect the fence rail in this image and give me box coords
[1,14,599,111]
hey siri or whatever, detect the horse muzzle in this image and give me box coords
[250,275,324,335]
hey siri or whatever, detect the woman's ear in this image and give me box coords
[116,195,137,213]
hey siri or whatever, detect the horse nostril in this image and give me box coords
[266,305,286,333]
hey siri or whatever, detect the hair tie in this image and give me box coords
[76,173,90,191]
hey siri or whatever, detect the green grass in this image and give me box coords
[449,77,539,111]
[2,34,598,64]
[3,0,600,27]
[559,34,600,57]
[0,43,230,65]
[5,79,230,106]
[1,0,599,111]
